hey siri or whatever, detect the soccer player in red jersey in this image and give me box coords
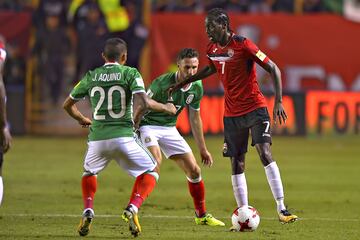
[0,35,12,207]
[170,8,298,225]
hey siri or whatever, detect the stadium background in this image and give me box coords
[1,0,359,136]
[0,1,359,239]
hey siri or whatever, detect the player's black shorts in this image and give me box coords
[223,107,272,157]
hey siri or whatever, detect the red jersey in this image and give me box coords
[207,34,269,117]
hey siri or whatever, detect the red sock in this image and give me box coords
[81,175,97,210]
[128,173,157,209]
[128,175,142,205]
[188,180,206,217]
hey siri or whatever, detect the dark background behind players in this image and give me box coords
[0,0,359,136]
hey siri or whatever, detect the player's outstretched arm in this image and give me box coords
[146,97,176,115]
[63,96,92,127]
[169,64,216,94]
[133,92,177,116]
[189,108,213,167]
[133,93,176,129]
[264,60,287,125]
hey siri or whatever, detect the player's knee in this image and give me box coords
[231,156,245,174]
[154,165,161,174]
[186,174,202,183]
[145,170,159,182]
[233,162,245,174]
[82,171,96,177]
[259,150,273,166]
[187,164,201,179]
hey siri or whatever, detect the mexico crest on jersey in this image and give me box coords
[227,48,234,57]
[145,136,151,143]
[186,94,194,104]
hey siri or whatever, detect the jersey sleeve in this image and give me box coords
[243,38,270,68]
[206,43,214,66]
[70,72,90,100]
[147,77,162,101]
[189,81,203,110]
[128,68,145,94]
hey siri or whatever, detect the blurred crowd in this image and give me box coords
[0,0,358,106]
[1,0,148,105]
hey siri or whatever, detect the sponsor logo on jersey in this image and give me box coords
[255,50,267,61]
[186,94,194,104]
[145,136,151,143]
[227,48,234,57]
[135,77,145,88]
[208,55,231,62]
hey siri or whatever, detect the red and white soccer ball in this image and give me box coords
[231,205,260,232]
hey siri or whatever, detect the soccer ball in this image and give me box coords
[231,205,260,232]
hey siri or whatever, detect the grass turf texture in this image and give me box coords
[0,136,359,239]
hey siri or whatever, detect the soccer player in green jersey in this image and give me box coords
[139,48,225,227]
[63,38,176,237]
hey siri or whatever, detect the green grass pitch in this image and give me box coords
[0,135,359,239]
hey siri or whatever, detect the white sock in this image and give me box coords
[129,204,138,214]
[186,175,202,183]
[264,162,286,212]
[231,173,248,207]
[0,176,3,206]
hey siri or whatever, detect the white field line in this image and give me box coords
[0,213,359,222]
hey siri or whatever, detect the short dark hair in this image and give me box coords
[206,8,230,31]
[103,38,127,61]
[176,48,199,63]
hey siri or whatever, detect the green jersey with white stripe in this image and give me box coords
[70,63,145,141]
[140,72,203,127]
